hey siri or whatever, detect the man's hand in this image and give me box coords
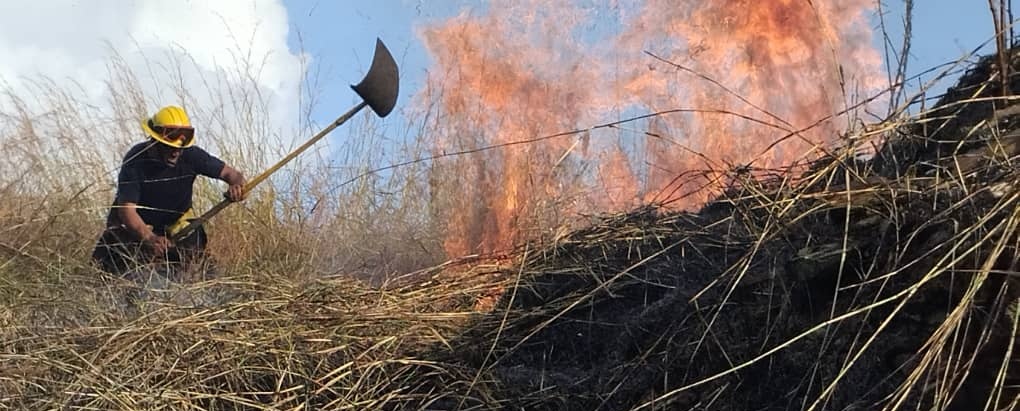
[225,184,246,202]
[220,165,247,202]
[145,234,173,255]
[118,202,172,254]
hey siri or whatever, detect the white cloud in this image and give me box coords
[128,1,300,102]
[0,0,307,158]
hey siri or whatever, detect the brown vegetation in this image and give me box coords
[2,18,1019,411]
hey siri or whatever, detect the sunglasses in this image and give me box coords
[149,120,195,147]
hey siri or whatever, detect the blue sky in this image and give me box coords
[279,0,473,149]
[0,0,1010,164]
[281,1,467,108]
[280,0,1011,127]
[0,0,1010,241]
[877,1,1009,102]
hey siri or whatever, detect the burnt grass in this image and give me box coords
[419,48,1020,410]
[3,48,1019,411]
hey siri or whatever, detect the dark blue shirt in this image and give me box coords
[106,141,225,232]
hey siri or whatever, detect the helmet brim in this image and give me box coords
[141,118,195,148]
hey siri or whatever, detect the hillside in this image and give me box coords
[415,46,1020,410]
[2,46,1019,411]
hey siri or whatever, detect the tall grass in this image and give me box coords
[0,39,482,410]
[1,6,1017,410]
[0,42,451,287]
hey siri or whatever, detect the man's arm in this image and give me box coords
[112,150,170,253]
[116,202,171,254]
[219,165,247,202]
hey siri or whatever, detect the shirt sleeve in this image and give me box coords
[187,146,227,178]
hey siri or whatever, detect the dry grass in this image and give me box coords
[1,20,1019,411]
[0,43,465,410]
[0,272,500,409]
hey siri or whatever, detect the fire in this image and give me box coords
[417,0,885,258]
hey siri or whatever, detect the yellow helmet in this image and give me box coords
[141,105,196,148]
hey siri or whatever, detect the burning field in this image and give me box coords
[396,43,1020,409]
[1,1,1019,410]
[2,47,1018,411]
[419,0,884,258]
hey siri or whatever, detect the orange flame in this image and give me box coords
[418,0,885,258]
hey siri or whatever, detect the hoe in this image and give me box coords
[170,38,400,243]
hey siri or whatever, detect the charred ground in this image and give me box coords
[423,48,1020,410]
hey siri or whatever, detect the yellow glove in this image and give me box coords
[167,208,198,239]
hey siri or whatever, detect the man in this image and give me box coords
[92,105,247,280]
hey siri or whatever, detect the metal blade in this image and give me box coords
[351,38,400,117]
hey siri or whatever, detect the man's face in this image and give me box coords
[153,143,183,166]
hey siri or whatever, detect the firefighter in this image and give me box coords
[92,105,247,281]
